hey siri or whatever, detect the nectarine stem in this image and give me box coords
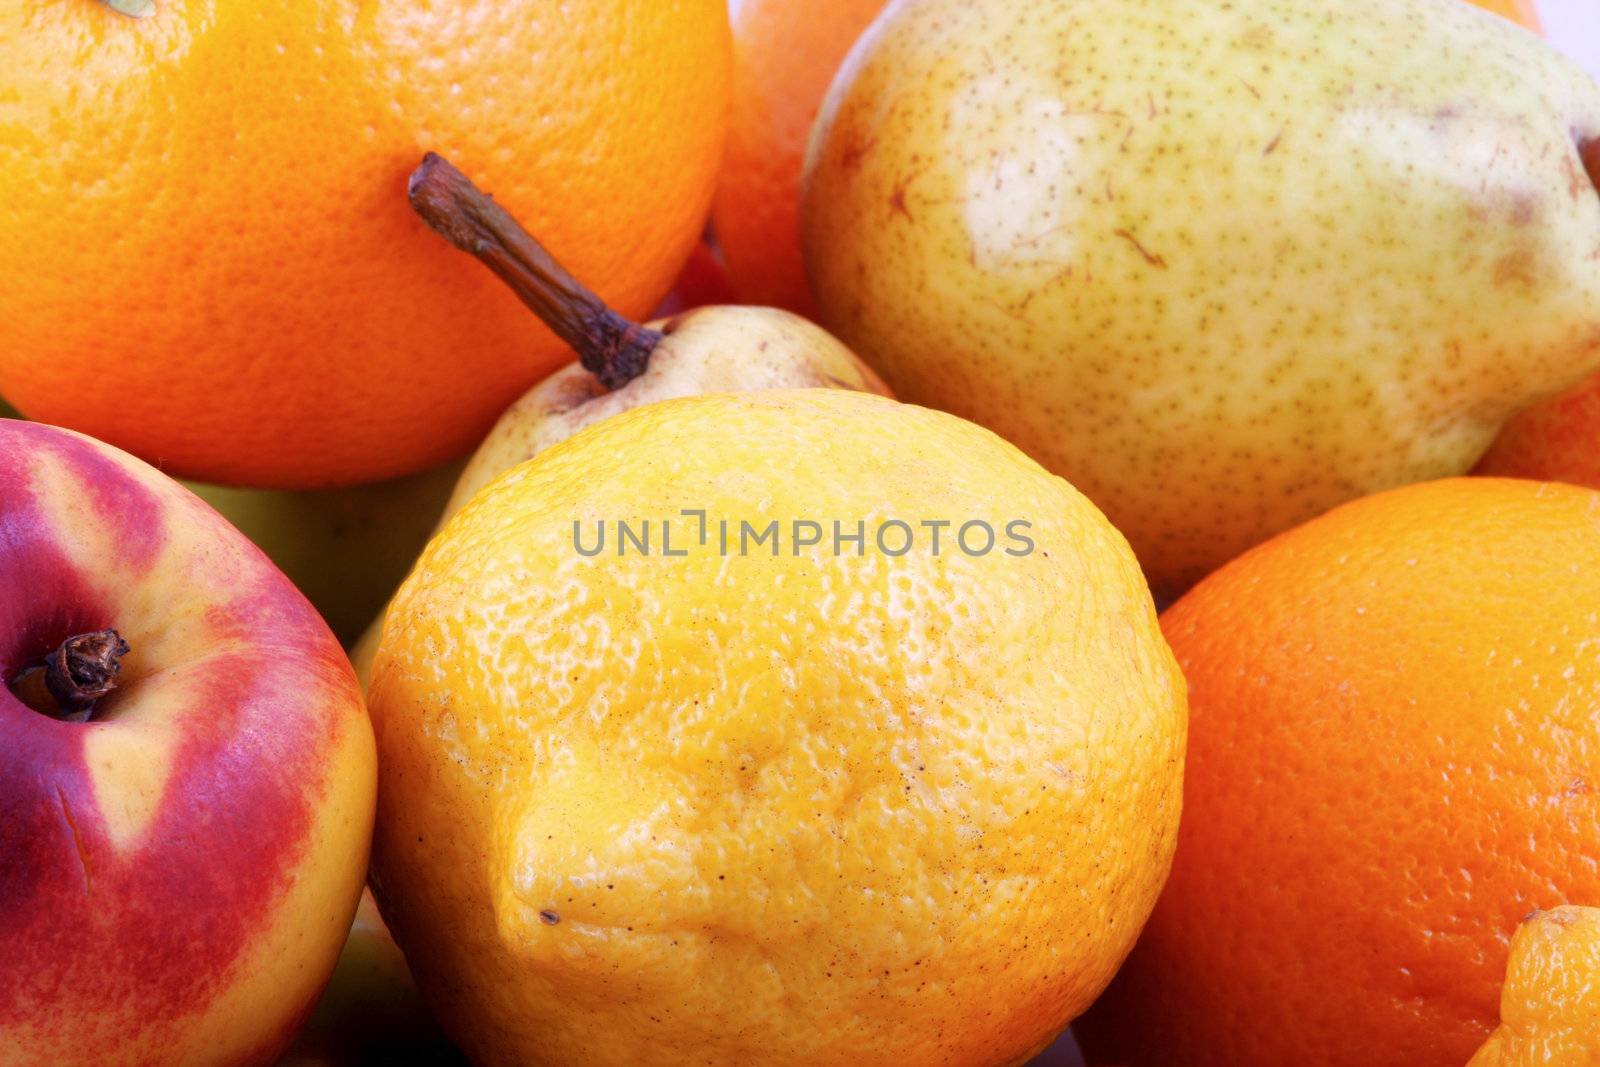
[407,152,662,390]
[8,629,130,723]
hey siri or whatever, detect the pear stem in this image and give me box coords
[9,629,130,723]
[407,152,662,390]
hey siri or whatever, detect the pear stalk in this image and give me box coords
[407,152,662,390]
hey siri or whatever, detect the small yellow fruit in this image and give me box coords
[368,388,1186,1067]
[1468,906,1600,1067]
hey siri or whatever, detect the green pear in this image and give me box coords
[186,463,460,647]
[804,0,1600,594]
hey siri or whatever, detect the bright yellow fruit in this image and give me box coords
[368,388,1186,1067]
[1468,906,1600,1067]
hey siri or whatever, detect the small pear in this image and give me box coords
[186,461,462,646]
[804,0,1600,594]
[351,155,888,679]
[408,154,889,517]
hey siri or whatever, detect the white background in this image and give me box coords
[1543,0,1599,77]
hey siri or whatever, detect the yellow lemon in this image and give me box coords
[367,389,1185,1066]
[1468,906,1600,1067]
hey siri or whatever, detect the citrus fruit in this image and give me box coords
[367,388,1186,1066]
[1468,906,1600,1067]
[0,0,731,489]
[1476,371,1600,490]
[1470,0,1542,31]
[711,0,888,315]
[1078,478,1600,1067]
[653,238,737,317]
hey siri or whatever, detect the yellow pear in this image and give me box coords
[804,0,1600,593]
[350,155,888,679]
[439,310,887,523]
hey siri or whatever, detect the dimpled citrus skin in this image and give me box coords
[0,0,729,489]
[1077,478,1600,1067]
[367,389,1186,1067]
[1468,906,1600,1067]
[803,0,1600,595]
[711,0,889,315]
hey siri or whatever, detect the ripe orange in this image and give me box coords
[711,0,888,316]
[0,0,731,489]
[1470,0,1542,31]
[1476,371,1600,490]
[651,238,736,317]
[1078,478,1600,1067]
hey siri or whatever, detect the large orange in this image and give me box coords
[1470,0,1541,31]
[1078,478,1600,1067]
[0,0,730,488]
[1476,370,1600,490]
[711,0,887,316]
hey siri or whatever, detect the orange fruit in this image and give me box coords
[1468,906,1600,1066]
[711,0,888,316]
[1476,371,1600,490]
[1469,0,1542,31]
[0,0,731,489]
[651,238,736,318]
[1078,478,1600,1067]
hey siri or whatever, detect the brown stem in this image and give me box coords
[407,152,663,390]
[1581,137,1600,200]
[9,630,130,723]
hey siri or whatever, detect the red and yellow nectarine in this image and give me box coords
[0,420,376,1066]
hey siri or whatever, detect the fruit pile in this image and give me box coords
[1,1,1597,1065]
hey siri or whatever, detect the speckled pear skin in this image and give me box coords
[803,0,1600,594]
[442,305,891,519]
